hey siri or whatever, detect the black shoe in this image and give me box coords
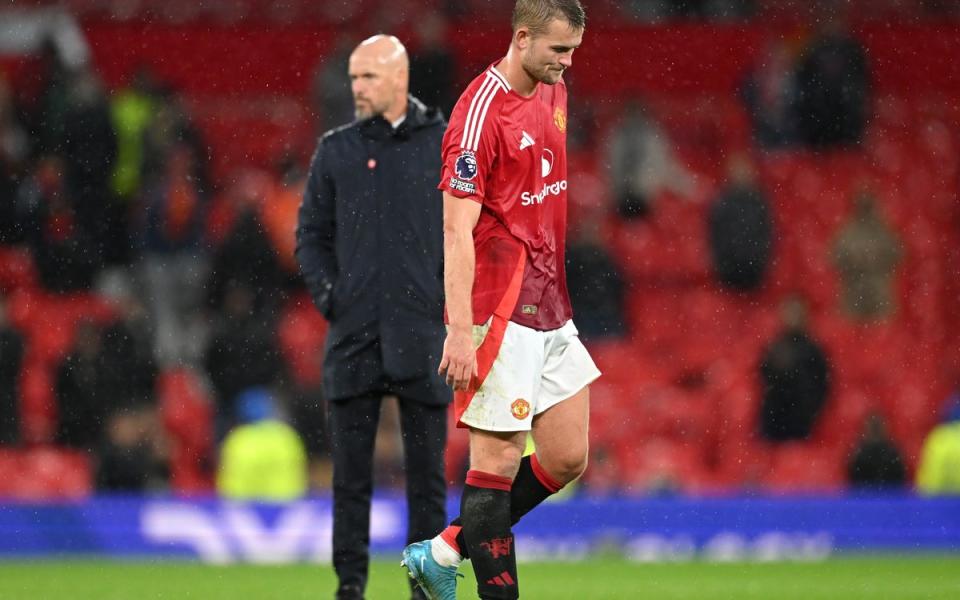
[335,584,364,600]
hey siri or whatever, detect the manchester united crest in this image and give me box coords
[553,107,566,133]
[511,398,531,420]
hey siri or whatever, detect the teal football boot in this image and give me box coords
[401,540,460,600]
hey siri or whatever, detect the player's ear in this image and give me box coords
[514,26,533,50]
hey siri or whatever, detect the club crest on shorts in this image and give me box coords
[454,151,478,181]
[553,107,566,133]
[511,398,531,420]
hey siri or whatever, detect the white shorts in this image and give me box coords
[456,319,601,432]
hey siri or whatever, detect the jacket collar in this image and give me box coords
[358,95,442,141]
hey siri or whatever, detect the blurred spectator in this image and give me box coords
[96,407,169,492]
[0,296,24,444]
[605,100,695,219]
[206,170,284,316]
[671,0,713,17]
[106,66,161,266]
[216,387,308,501]
[259,157,307,277]
[740,38,800,149]
[668,0,754,19]
[916,395,960,495]
[921,0,960,17]
[620,0,672,21]
[56,321,106,449]
[24,37,73,159]
[847,413,907,490]
[97,294,158,411]
[0,75,30,244]
[409,14,456,118]
[795,16,870,148]
[759,296,831,441]
[831,190,901,322]
[273,307,330,491]
[139,140,210,365]
[204,282,284,438]
[311,33,357,132]
[141,86,209,186]
[19,156,99,292]
[60,67,117,264]
[707,154,773,291]
[4,10,89,77]
[58,306,157,453]
[110,66,159,203]
[285,376,332,491]
[565,209,627,340]
[705,0,755,19]
[621,0,753,22]
[567,101,600,155]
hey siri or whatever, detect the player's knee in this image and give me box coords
[543,444,588,484]
[560,449,589,483]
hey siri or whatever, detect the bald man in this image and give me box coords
[296,35,450,600]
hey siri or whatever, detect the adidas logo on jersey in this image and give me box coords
[519,131,535,150]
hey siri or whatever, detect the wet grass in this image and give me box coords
[0,556,958,599]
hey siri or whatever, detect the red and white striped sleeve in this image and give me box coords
[438,68,509,203]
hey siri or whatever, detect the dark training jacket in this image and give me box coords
[296,96,450,404]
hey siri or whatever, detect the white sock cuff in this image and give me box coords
[431,535,463,567]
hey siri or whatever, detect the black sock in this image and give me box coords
[460,470,518,600]
[446,454,563,560]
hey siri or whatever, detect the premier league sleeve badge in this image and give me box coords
[449,150,479,194]
[454,151,478,181]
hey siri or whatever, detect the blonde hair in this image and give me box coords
[512,0,586,35]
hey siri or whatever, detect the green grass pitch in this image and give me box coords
[0,557,958,599]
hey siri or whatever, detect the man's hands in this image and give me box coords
[438,325,478,391]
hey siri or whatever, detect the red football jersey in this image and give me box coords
[439,62,573,331]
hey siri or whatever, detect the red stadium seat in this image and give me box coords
[19,360,56,444]
[0,447,92,500]
[158,368,215,494]
[763,442,846,493]
[619,437,714,494]
[0,247,37,293]
[812,388,874,451]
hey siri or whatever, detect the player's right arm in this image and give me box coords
[437,73,504,390]
[438,192,482,391]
